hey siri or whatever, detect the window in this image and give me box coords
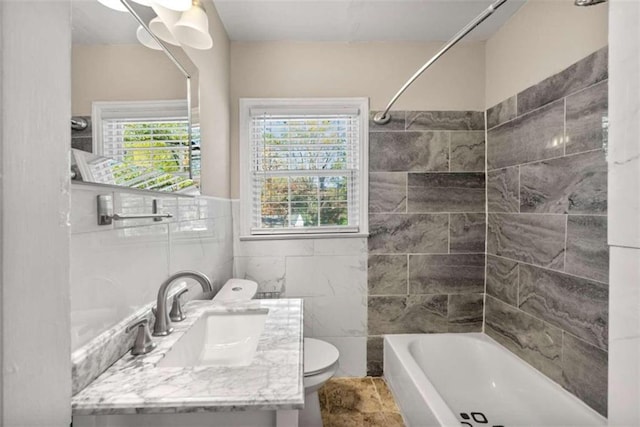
[92,100,199,193]
[240,98,368,238]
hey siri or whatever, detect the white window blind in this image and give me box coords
[93,101,199,193]
[248,106,364,235]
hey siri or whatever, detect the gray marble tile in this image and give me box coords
[369,131,449,172]
[368,255,407,296]
[406,111,485,131]
[487,213,566,269]
[566,80,608,155]
[561,333,608,417]
[366,336,384,377]
[369,111,406,132]
[487,96,516,129]
[487,167,519,213]
[409,254,485,294]
[368,214,449,254]
[369,172,407,213]
[519,264,608,350]
[447,294,484,332]
[368,295,449,334]
[487,100,564,170]
[566,215,609,283]
[450,131,485,172]
[407,173,485,213]
[520,150,608,215]
[486,255,518,306]
[485,296,563,382]
[517,48,608,115]
[450,213,486,253]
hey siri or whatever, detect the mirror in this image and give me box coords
[71,0,200,194]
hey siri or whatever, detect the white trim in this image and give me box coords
[239,97,369,238]
[239,233,370,241]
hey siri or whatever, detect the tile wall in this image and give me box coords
[71,184,233,351]
[366,111,486,375]
[484,48,609,416]
[608,3,640,423]
[232,202,368,377]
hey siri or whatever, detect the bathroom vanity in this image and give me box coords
[72,298,304,427]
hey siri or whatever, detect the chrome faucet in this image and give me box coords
[153,271,213,336]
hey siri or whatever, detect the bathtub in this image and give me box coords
[384,333,606,427]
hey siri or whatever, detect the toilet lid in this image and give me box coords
[304,338,339,377]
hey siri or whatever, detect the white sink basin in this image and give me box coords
[158,309,269,368]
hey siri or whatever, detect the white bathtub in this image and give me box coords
[384,333,606,427]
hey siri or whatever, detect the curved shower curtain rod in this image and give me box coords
[373,0,508,125]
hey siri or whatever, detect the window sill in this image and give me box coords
[239,232,369,241]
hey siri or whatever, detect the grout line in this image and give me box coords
[518,165,521,212]
[487,253,609,285]
[448,132,452,172]
[487,147,604,173]
[563,328,609,353]
[405,172,409,214]
[564,77,609,100]
[563,97,567,157]
[516,263,520,307]
[447,213,451,254]
[563,214,569,271]
[406,253,410,295]
[483,107,489,334]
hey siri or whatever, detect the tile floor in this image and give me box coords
[318,377,406,427]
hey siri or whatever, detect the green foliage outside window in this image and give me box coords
[109,121,196,192]
[258,119,351,228]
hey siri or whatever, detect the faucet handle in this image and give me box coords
[125,318,156,356]
[169,288,189,322]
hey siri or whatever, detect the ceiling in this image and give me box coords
[72,0,156,45]
[213,0,527,42]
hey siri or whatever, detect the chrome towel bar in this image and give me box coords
[97,194,173,225]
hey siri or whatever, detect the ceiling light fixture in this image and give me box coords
[173,0,213,50]
[154,0,192,12]
[149,16,180,46]
[96,0,128,12]
[131,0,155,6]
[136,25,163,50]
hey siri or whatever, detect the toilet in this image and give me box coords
[300,338,340,426]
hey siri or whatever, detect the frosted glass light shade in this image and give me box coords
[173,4,213,50]
[155,0,191,11]
[97,0,128,12]
[149,16,180,46]
[136,25,163,50]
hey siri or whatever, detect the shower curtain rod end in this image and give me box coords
[373,111,392,125]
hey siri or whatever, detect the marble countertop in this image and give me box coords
[71,299,304,415]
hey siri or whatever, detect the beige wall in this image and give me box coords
[72,44,186,116]
[229,40,486,197]
[485,0,608,108]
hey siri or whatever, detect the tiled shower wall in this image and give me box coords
[366,111,487,375]
[484,48,609,416]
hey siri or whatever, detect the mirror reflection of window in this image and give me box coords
[70,0,199,194]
